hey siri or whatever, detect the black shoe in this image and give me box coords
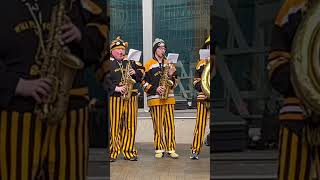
[110,158,116,162]
[124,156,138,161]
[190,152,199,160]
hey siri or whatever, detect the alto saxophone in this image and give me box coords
[120,60,137,100]
[34,0,84,124]
[159,57,174,100]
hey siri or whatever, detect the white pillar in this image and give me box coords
[142,0,153,112]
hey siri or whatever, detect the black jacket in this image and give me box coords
[0,0,106,111]
[107,58,145,97]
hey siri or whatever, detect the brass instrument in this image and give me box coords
[120,60,137,100]
[34,0,84,124]
[201,57,210,108]
[159,56,174,100]
[291,1,320,114]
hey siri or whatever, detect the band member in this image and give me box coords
[142,38,179,159]
[267,0,319,179]
[0,0,107,179]
[190,36,210,160]
[107,36,144,162]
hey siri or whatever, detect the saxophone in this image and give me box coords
[119,60,137,100]
[34,0,84,124]
[159,57,174,100]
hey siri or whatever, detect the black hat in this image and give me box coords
[110,36,128,52]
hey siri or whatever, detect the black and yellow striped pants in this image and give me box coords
[278,126,320,180]
[109,96,138,159]
[191,101,209,154]
[149,104,176,153]
[0,107,89,180]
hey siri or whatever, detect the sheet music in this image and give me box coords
[199,49,210,59]
[167,53,179,64]
[127,49,142,61]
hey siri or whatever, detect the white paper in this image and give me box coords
[127,49,142,61]
[199,49,210,59]
[167,53,179,64]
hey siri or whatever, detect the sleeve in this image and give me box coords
[141,62,157,95]
[106,72,118,95]
[0,61,20,107]
[193,61,203,92]
[131,61,145,83]
[169,69,178,90]
[72,0,108,66]
[267,24,295,97]
[96,51,112,82]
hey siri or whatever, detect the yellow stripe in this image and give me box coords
[196,60,206,70]
[279,128,289,180]
[284,97,302,104]
[80,0,102,15]
[84,107,89,177]
[198,103,204,151]
[299,144,308,180]
[169,105,176,150]
[165,105,170,150]
[122,100,128,158]
[160,106,165,150]
[110,97,116,158]
[279,113,304,121]
[32,117,42,178]
[144,59,157,73]
[40,124,51,172]
[147,97,176,106]
[10,112,19,180]
[59,116,67,180]
[267,58,289,78]
[22,113,31,179]
[288,133,298,180]
[48,126,57,180]
[69,87,89,96]
[126,99,133,157]
[191,103,200,151]
[78,109,84,180]
[0,111,8,180]
[275,0,306,26]
[268,51,291,60]
[70,110,77,179]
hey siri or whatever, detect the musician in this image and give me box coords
[106,36,144,162]
[267,0,319,179]
[190,36,210,160]
[141,38,179,159]
[0,0,107,179]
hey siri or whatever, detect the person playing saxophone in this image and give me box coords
[190,36,210,160]
[141,38,179,159]
[0,0,107,179]
[107,36,144,162]
[267,0,320,179]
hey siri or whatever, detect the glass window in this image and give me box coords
[153,0,210,100]
[109,0,210,104]
[109,0,143,52]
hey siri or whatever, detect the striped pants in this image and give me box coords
[0,107,89,180]
[191,101,209,154]
[278,126,320,180]
[109,96,138,159]
[149,104,176,153]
